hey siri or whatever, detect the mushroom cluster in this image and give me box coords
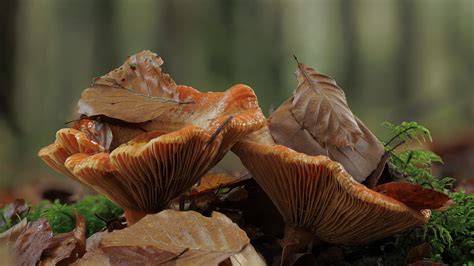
[38,51,266,224]
[38,52,439,251]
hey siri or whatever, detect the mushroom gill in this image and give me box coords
[232,129,430,245]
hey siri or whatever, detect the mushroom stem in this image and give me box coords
[282,225,318,252]
[124,208,147,225]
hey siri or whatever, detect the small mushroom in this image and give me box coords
[39,85,266,225]
[232,128,430,248]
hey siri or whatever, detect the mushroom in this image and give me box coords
[232,127,430,248]
[38,52,266,224]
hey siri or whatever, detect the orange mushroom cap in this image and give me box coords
[232,129,430,244]
[38,51,266,223]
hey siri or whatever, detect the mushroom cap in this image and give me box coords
[232,139,430,244]
[38,84,266,215]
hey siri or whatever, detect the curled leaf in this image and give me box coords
[373,182,452,211]
[77,50,192,123]
[269,61,385,182]
[14,219,54,266]
[291,61,362,147]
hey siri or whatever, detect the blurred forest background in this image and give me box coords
[0,0,473,193]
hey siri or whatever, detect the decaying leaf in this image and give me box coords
[38,214,86,265]
[77,50,192,124]
[73,118,113,151]
[373,182,452,211]
[0,218,27,245]
[13,215,86,266]
[189,172,248,196]
[3,199,29,223]
[268,61,385,182]
[81,210,256,265]
[14,219,54,266]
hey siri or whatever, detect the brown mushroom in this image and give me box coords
[232,128,430,247]
[38,52,266,224]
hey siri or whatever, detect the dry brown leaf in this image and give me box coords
[77,50,192,123]
[372,182,452,211]
[0,218,27,245]
[291,61,362,147]
[268,62,385,182]
[89,210,251,266]
[76,246,177,266]
[39,214,86,265]
[14,219,54,266]
[189,172,247,196]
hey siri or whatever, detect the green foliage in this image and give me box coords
[381,121,473,264]
[0,195,123,237]
[382,121,432,148]
[422,192,474,264]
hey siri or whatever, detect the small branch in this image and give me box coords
[293,54,300,64]
[206,115,233,147]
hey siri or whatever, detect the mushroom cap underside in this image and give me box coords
[232,141,430,244]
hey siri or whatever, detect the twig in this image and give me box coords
[205,115,233,147]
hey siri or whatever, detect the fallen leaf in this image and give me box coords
[76,246,177,266]
[0,218,27,245]
[73,118,113,151]
[229,244,265,266]
[90,210,251,265]
[372,182,451,211]
[291,60,362,147]
[14,219,54,266]
[77,50,192,124]
[3,199,29,222]
[269,61,385,182]
[189,172,248,196]
[39,214,86,265]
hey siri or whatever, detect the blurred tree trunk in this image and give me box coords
[396,0,415,118]
[339,0,358,99]
[91,0,118,74]
[0,0,18,132]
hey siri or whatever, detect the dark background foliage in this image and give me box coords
[0,0,472,188]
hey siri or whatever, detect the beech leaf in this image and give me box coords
[372,182,452,211]
[77,246,177,266]
[77,50,192,123]
[80,210,261,266]
[269,61,385,182]
[291,61,362,147]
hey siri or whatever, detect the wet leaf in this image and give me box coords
[73,118,113,151]
[373,182,452,211]
[269,61,385,182]
[77,50,192,124]
[92,210,252,265]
